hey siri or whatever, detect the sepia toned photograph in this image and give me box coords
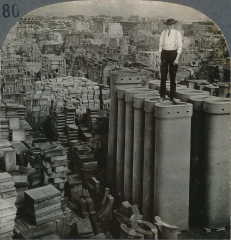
[0,1,230,239]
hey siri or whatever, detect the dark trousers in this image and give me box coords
[160,50,178,100]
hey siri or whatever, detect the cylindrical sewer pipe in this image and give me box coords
[177,90,210,102]
[149,80,162,90]
[202,98,230,229]
[143,96,160,222]
[124,88,152,202]
[166,84,187,97]
[188,95,216,226]
[132,92,159,209]
[107,73,142,188]
[116,86,143,197]
[154,101,193,230]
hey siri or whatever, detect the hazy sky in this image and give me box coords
[28,1,207,20]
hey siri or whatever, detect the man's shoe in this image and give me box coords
[158,97,164,103]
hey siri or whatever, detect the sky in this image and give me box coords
[28,1,208,20]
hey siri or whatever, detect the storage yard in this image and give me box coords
[0,9,230,240]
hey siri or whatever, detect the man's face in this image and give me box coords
[167,24,174,30]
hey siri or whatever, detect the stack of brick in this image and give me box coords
[0,172,17,240]
[43,146,68,190]
[24,185,64,226]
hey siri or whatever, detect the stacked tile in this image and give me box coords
[0,102,7,118]
[8,117,26,143]
[67,140,80,171]
[94,86,100,100]
[66,124,78,146]
[78,123,93,142]
[5,102,19,118]
[100,86,110,110]
[10,170,31,216]
[82,87,88,101]
[28,147,42,169]
[72,143,97,182]
[66,173,83,201]
[72,143,91,174]
[19,119,33,138]
[24,185,63,226]
[88,87,94,108]
[86,108,99,130]
[32,138,53,155]
[0,141,13,171]
[10,141,29,166]
[14,221,60,239]
[0,172,17,240]
[43,146,68,190]
[0,118,9,140]
[52,112,68,147]
[64,106,75,125]
[17,105,26,120]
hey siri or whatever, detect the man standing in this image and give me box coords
[158,18,183,103]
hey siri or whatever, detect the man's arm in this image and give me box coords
[174,31,183,65]
[158,31,164,65]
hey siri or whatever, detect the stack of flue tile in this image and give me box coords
[0,172,17,240]
[42,146,68,190]
[24,185,63,226]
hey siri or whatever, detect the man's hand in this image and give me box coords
[173,58,179,65]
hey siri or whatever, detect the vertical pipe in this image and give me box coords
[132,92,159,209]
[202,98,230,229]
[116,87,142,197]
[124,88,151,202]
[142,97,159,222]
[177,90,209,102]
[188,95,214,226]
[107,72,142,188]
[154,101,192,230]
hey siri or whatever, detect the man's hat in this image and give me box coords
[164,18,178,25]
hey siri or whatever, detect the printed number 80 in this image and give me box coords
[3,4,19,18]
